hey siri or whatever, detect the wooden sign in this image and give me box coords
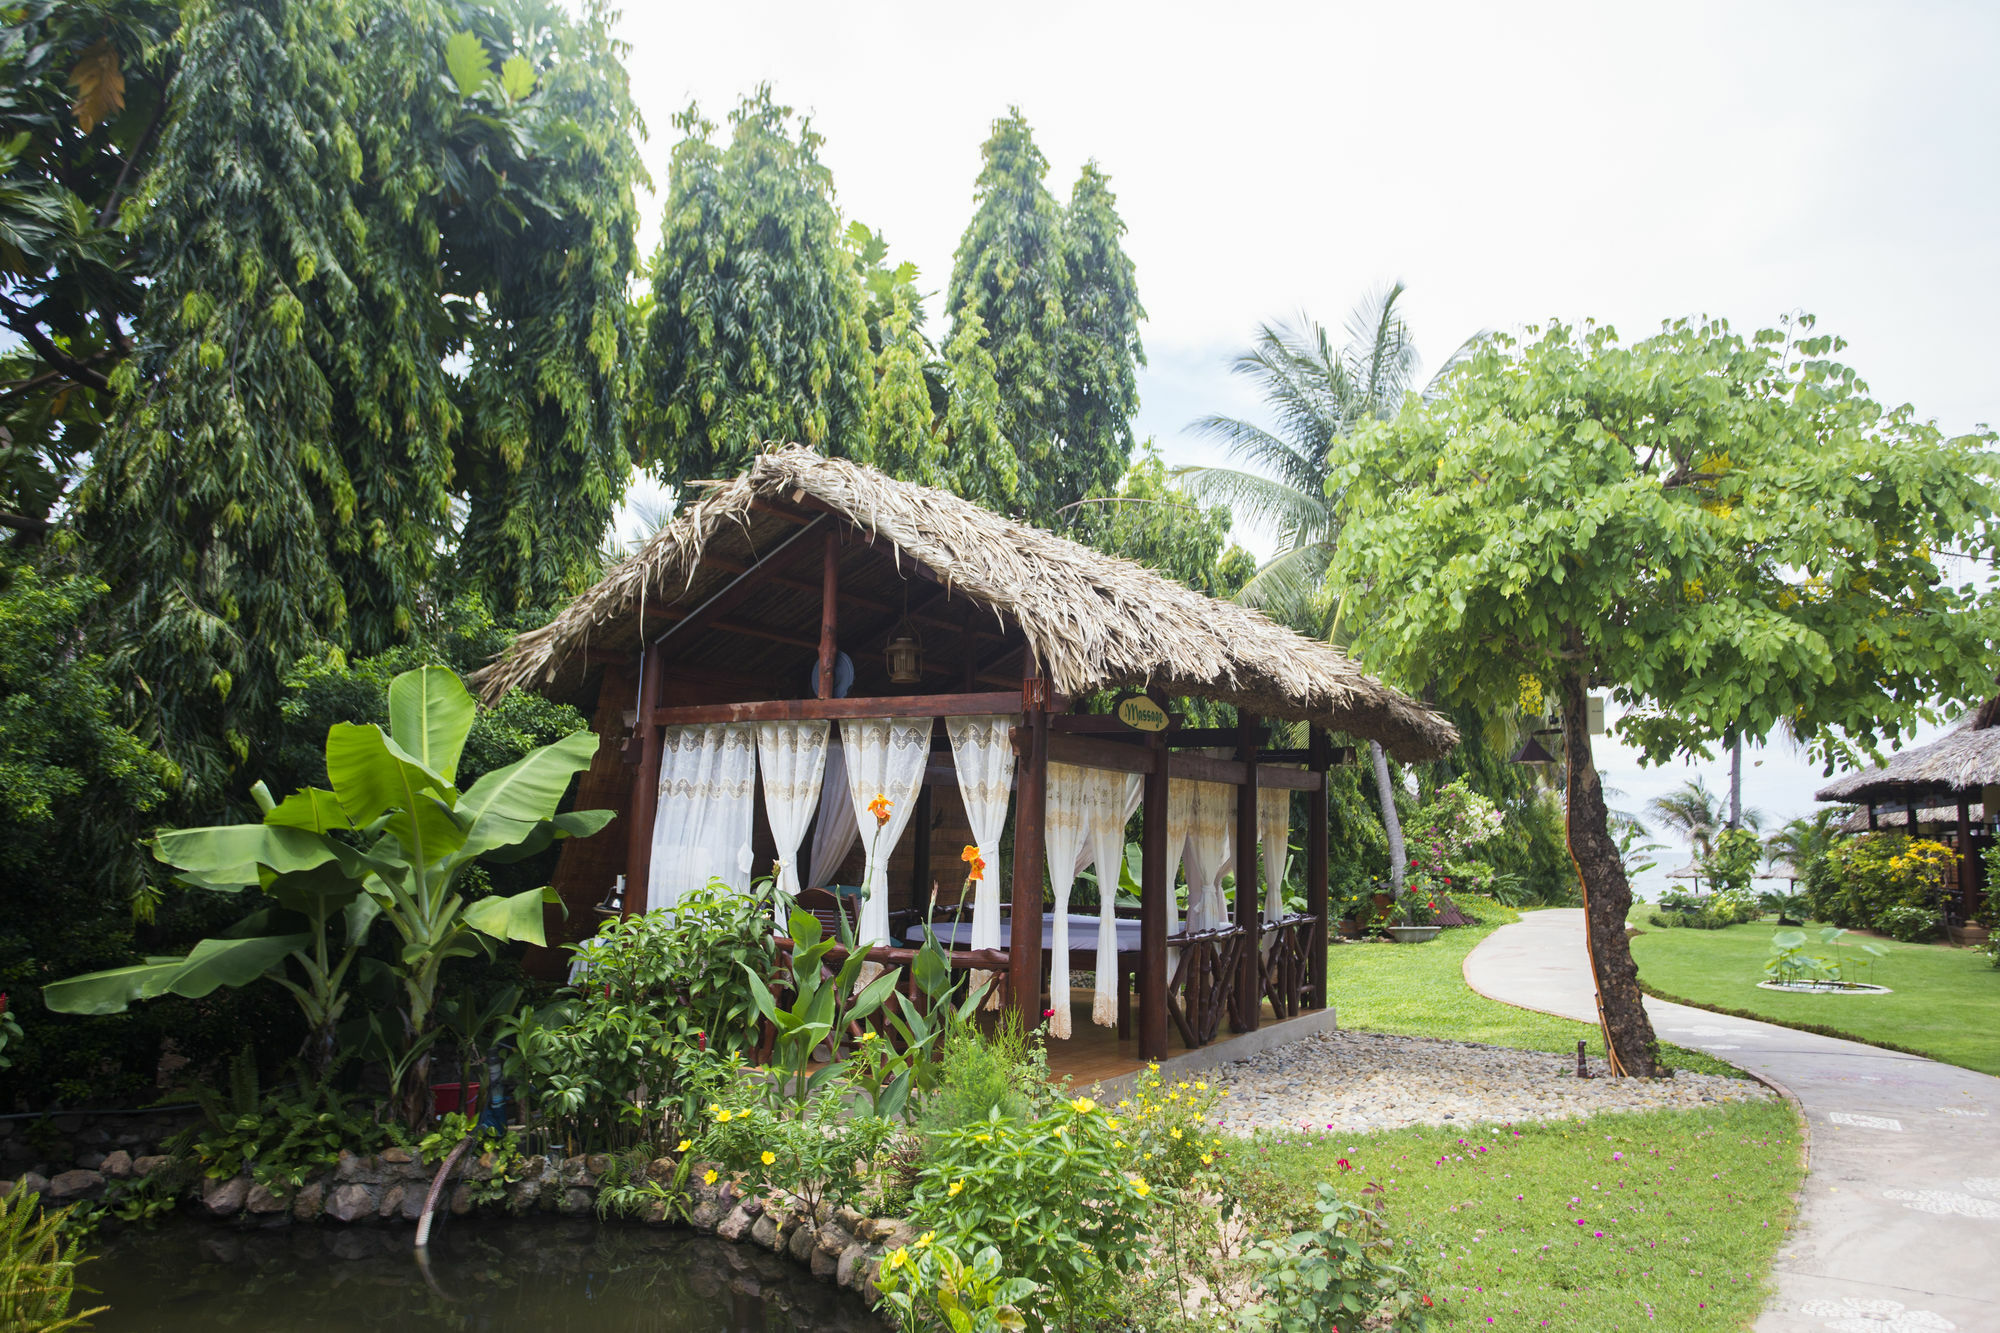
[1115,694,1170,732]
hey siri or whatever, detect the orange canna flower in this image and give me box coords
[961,844,986,882]
[868,793,892,827]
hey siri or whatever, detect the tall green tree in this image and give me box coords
[0,0,180,543]
[1180,285,1476,889]
[67,0,643,794]
[638,88,874,493]
[1068,441,1252,598]
[947,110,1140,525]
[1327,315,2000,1076]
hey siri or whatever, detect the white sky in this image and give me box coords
[604,0,1999,885]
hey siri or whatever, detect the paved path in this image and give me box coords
[1464,910,2000,1333]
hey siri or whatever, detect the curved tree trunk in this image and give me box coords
[1560,672,1659,1077]
[1369,741,1407,892]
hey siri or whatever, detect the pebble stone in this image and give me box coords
[1207,1030,1774,1135]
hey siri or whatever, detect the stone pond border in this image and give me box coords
[4,1148,912,1308]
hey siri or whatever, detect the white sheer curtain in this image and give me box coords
[1072,768,1141,878]
[1087,770,1139,1027]
[1260,787,1292,935]
[839,717,933,953]
[1042,763,1092,1039]
[1181,781,1234,933]
[946,714,1018,951]
[1165,779,1195,936]
[650,724,757,911]
[755,721,829,926]
[806,739,857,891]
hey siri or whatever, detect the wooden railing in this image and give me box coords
[1166,925,1248,1049]
[1256,913,1317,1020]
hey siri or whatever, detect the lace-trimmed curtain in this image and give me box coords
[1259,788,1292,953]
[650,724,757,911]
[1042,763,1092,1040]
[806,739,857,891]
[1165,780,1195,937]
[755,721,829,926]
[1087,770,1140,1028]
[946,715,1018,951]
[839,717,934,952]
[1181,781,1234,933]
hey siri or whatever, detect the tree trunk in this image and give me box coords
[1728,732,1743,830]
[1560,672,1660,1077]
[1369,741,1407,892]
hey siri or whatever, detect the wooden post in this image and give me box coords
[817,530,839,699]
[1959,799,1976,918]
[1234,711,1261,1033]
[1140,727,1171,1059]
[623,652,669,915]
[1307,727,1331,1009]
[1009,662,1049,1032]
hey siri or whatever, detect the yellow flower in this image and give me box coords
[703,1169,718,1185]
[1070,1097,1096,1114]
[974,1133,991,1143]
[948,1179,964,1197]
[709,1102,725,1119]
[1113,1140,1125,1149]
[760,1151,776,1166]
[859,1030,878,1042]
[1201,1154,1213,1165]
[1146,1063,1159,1073]
[916,1232,935,1248]
[1105,1118,1121,1131]
[1170,1128,1182,1140]
[676,1139,692,1153]
[887,1247,909,1270]
[1143,1151,1153,1161]
[1177,1081,1190,1090]
[1130,1176,1150,1197]
[1117,1100,1131,1109]
[1194,1081,1208,1091]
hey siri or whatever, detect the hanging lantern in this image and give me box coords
[885,615,924,684]
[885,587,924,684]
[1509,735,1558,766]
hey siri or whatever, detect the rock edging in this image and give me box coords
[4,1150,908,1306]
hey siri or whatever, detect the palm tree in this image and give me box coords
[1648,777,1724,869]
[1763,808,1845,875]
[1178,284,1474,889]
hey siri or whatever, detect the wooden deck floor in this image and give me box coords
[1040,988,1302,1087]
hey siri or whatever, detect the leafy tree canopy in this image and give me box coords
[1330,315,2000,771]
[60,0,644,794]
[1067,441,1252,599]
[638,87,874,493]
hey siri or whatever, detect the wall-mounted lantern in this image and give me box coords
[885,591,924,684]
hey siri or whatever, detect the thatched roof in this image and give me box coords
[473,448,1456,760]
[1815,698,2000,806]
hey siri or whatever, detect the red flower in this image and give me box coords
[960,844,986,883]
[0,993,9,1017]
[1041,1008,1055,1019]
[1336,1158,1352,1171]
[696,1029,707,1052]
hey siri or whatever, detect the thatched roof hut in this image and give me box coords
[1814,697,2000,806]
[474,447,1454,760]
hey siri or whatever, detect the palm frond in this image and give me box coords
[1172,463,1334,550]
[1344,282,1422,416]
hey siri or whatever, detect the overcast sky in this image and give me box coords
[604,1,1998,887]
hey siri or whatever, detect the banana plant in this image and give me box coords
[745,906,902,1108]
[45,667,613,1115]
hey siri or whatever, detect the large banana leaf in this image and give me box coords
[154,823,347,887]
[454,732,600,859]
[459,885,559,946]
[388,665,476,785]
[43,934,309,1015]
[326,722,456,827]
[476,809,617,865]
[263,787,354,834]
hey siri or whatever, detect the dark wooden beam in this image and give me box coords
[1046,733,1155,775]
[655,691,1023,727]
[1139,726,1170,1059]
[1234,711,1261,1033]
[817,529,838,700]
[1307,727,1330,1008]
[624,657,670,915]
[1010,662,1050,1034]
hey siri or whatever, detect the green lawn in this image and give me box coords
[1629,920,2000,1076]
[1328,908,1745,1078]
[1238,1099,1803,1331]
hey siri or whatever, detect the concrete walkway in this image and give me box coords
[1464,909,2000,1333]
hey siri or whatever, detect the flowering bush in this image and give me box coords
[1876,904,1942,943]
[875,1238,1040,1333]
[1810,834,1953,931]
[1112,1064,1230,1195]
[697,1080,896,1216]
[911,1098,1156,1330]
[1401,778,1503,907]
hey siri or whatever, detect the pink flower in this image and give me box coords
[1612,1151,1623,1161]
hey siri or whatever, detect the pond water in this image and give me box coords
[84,1218,883,1332]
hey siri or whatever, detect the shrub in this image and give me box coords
[918,1016,1046,1136]
[875,1239,1040,1333]
[0,1186,105,1332]
[1876,904,1942,943]
[1810,834,1953,930]
[699,1078,897,1217]
[912,1098,1156,1330]
[1238,1183,1432,1333]
[504,882,772,1153]
[1707,828,1761,898]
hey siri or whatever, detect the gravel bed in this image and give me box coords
[1207,1030,1775,1135]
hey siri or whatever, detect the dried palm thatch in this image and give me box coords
[473,447,1456,760]
[1815,702,2000,805]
